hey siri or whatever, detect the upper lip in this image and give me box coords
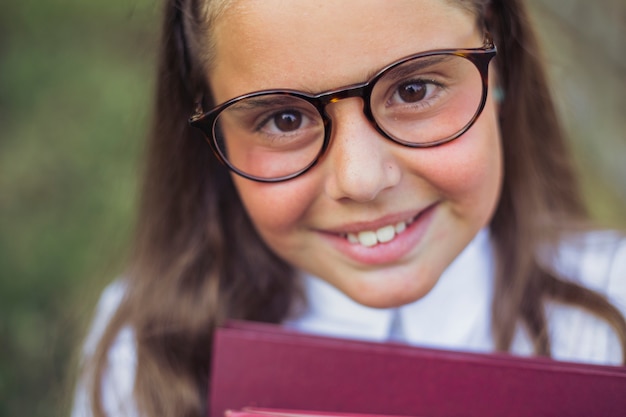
[320,202,438,235]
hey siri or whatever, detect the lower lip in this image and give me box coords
[319,203,438,266]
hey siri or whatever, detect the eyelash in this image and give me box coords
[386,78,445,109]
[253,108,317,143]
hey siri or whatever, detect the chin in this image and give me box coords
[343,276,439,309]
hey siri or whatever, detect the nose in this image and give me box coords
[322,99,402,202]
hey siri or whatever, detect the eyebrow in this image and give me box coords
[223,54,457,108]
[228,95,307,112]
[371,54,455,81]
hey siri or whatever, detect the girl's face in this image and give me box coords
[209,0,503,308]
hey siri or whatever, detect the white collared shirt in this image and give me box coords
[285,229,626,364]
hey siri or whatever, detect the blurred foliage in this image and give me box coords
[0,0,158,415]
[527,0,626,229]
[0,1,624,417]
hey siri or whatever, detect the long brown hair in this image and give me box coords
[86,0,626,416]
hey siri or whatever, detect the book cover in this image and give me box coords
[225,407,421,417]
[210,320,626,417]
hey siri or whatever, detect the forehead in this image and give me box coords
[209,0,478,101]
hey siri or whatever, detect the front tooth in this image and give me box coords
[395,221,406,234]
[376,225,395,243]
[357,230,378,247]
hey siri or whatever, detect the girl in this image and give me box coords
[73,0,626,416]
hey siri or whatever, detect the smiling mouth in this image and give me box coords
[341,215,417,248]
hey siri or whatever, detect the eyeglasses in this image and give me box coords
[189,37,497,182]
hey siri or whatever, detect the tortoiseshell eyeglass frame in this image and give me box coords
[189,34,497,183]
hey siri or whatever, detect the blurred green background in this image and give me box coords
[0,1,624,416]
[1,0,157,415]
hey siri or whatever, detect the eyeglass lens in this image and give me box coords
[213,53,484,180]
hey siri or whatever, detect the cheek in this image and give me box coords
[232,174,320,245]
[410,102,503,219]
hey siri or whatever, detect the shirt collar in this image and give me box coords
[284,229,495,352]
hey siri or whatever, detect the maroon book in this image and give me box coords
[209,320,626,417]
[225,408,420,417]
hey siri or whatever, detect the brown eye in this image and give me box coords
[274,111,303,132]
[398,81,427,103]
